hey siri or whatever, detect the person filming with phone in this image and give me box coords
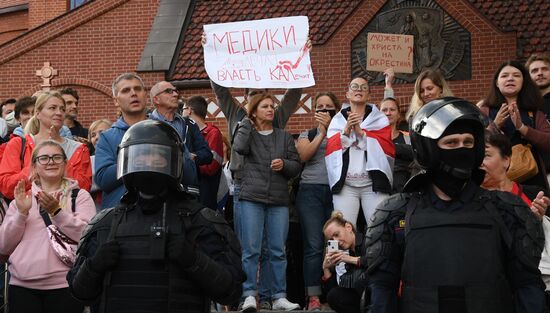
[322,210,368,313]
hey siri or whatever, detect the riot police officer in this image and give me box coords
[67,120,245,313]
[365,98,545,313]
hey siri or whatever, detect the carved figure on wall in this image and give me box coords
[351,0,471,83]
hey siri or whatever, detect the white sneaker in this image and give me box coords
[242,296,257,312]
[272,298,300,311]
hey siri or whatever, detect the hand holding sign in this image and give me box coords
[203,16,315,88]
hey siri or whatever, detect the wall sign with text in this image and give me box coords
[366,32,414,74]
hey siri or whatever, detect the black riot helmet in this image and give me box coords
[410,97,486,174]
[117,120,183,195]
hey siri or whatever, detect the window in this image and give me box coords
[70,0,91,9]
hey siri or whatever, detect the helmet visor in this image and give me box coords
[117,143,182,180]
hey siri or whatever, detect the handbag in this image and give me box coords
[39,189,80,266]
[507,143,539,183]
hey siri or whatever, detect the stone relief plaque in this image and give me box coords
[352,0,471,83]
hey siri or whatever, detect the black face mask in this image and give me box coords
[136,194,163,214]
[432,147,476,199]
[133,172,169,198]
[316,109,336,118]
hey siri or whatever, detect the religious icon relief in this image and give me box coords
[352,0,471,83]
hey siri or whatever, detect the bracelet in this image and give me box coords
[50,208,62,217]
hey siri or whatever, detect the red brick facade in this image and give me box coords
[0,9,27,45]
[0,0,543,137]
[28,0,66,29]
[0,0,163,127]
[0,0,28,9]
[179,0,518,136]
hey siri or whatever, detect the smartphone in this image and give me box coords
[327,240,339,252]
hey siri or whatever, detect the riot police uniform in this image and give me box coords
[364,98,545,313]
[67,120,245,313]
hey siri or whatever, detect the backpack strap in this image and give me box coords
[39,207,53,226]
[39,188,80,226]
[71,189,79,213]
[20,136,26,163]
[307,128,318,142]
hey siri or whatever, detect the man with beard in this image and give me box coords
[60,88,88,141]
[364,98,545,313]
[526,55,550,186]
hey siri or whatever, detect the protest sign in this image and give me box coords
[203,16,315,88]
[366,33,414,74]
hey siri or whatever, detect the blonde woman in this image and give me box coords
[0,91,91,199]
[406,70,453,122]
[0,140,95,313]
[88,119,112,210]
[322,211,368,313]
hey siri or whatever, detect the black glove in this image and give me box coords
[168,233,197,268]
[88,241,120,273]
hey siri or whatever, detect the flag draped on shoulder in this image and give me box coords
[324,104,395,190]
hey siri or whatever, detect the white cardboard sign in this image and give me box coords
[203,16,315,88]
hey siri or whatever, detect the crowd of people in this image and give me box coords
[0,52,547,313]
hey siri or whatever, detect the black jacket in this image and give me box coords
[67,191,245,313]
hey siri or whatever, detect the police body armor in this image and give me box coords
[100,200,207,313]
[400,191,514,313]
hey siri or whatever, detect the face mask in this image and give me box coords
[316,109,336,118]
[133,172,169,198]
[432,147,476,198]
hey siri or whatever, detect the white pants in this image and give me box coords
[332,184,389,228]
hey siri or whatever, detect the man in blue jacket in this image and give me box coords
[94,73,148,209]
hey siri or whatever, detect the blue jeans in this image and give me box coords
[295,183,334,296]
[234,187,271,301]
[240,200,289,300]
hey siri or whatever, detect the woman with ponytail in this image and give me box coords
[0,91,91,199]
[322,210,369,313]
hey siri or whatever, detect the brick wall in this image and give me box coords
[0,1,28,10]
[0,0,521,136]
[192,0,518,136]
[0,0,164,128]
[28,0,66,29]
[0,10,28,45]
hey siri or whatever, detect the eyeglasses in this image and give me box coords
[156,88,178,96]
[349,83,369,91]
[34,154,65,165]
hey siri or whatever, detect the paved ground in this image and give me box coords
[214,304,336,312]
[221,310,334,313]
